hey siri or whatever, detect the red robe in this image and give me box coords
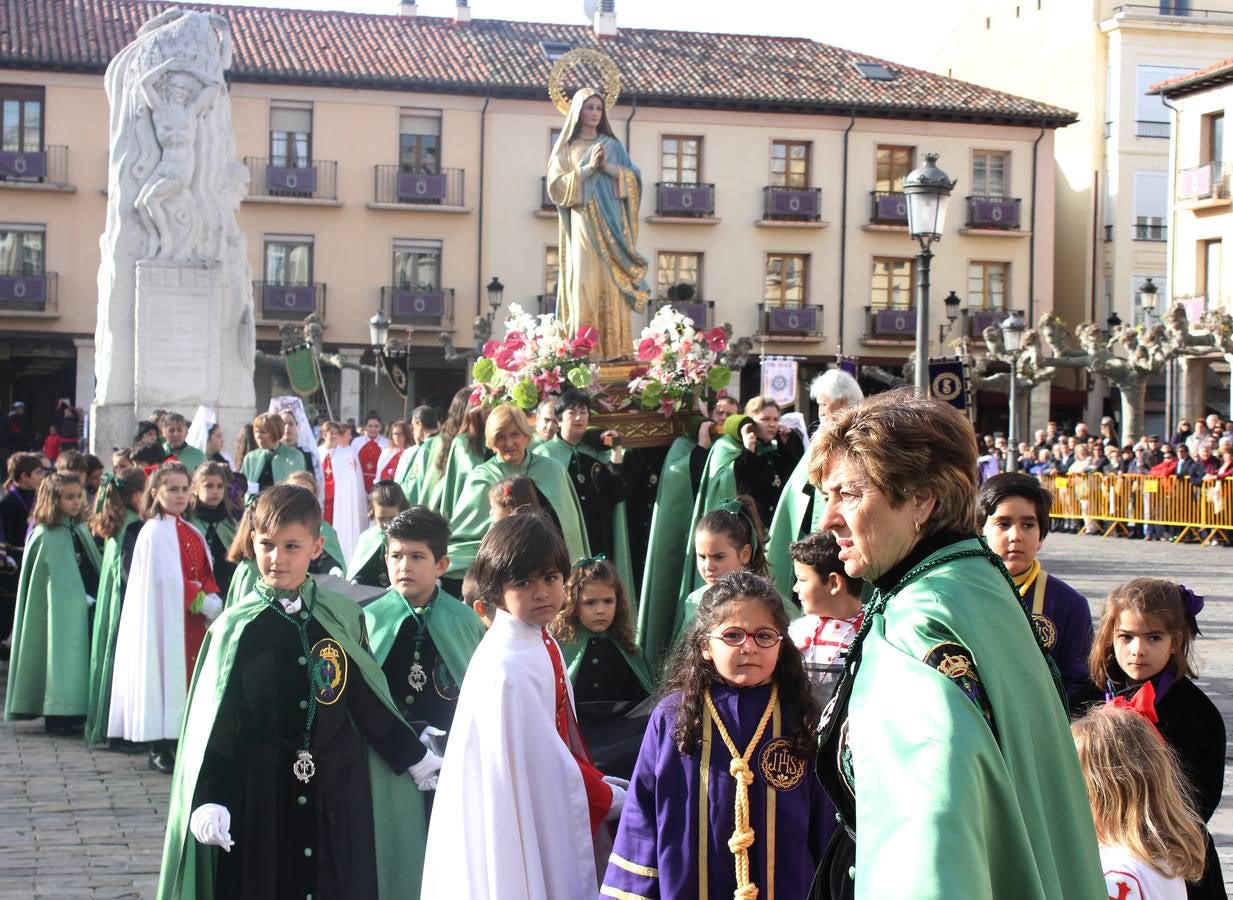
[379,449,403,483]
[355,438,383,494]
[176,517,219,683]
[322,453,335,523]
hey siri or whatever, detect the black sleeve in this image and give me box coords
[347,671,427,773]
[120,525,141,591]
[194,668,243,811]
[1166,684,1226,823]
[689,446,708,494]
[733,448,774,498]
[594,461,629,503]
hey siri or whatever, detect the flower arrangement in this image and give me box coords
[470,304,601,411]
[628,306,731,416]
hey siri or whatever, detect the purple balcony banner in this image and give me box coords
[266,165,316,194]
[659,185,713,213]
[969,310,1004,335]
[969,198,1020,228]
[0,274,45,304]
[397,173,447,201]
[875,193,908,221]
[767,307,817,332]
[263,284,317,314]
[392,290,445,318]
[875,309,916,336]
[769,188,819,217]
[0,151,47,179]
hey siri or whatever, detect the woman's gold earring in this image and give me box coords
[914,520,921,534]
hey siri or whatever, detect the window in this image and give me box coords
[0,86,43,153]
[870,257,914,310]
[764,254,807,307]
[392,239,441,291]
[661,136,701,184]
[854,62,895,81]
[400,110,441,174]
[0,225,43,276]
[770,141,810,188]
[972,151,1008,197]
[264,236,313,285]
[1134,65,1192,132]
[549,128,561,151]
[875,146,914,192]
[1133,171,1167,240]
[541,41,572,61]
[270,104,312,169]
[1204,112,1224,164]
[1159,1,1191,14]
[657,252,702,301]
[967,262,1009,310]
[543,246,559,298]
[1201,239,1222,307]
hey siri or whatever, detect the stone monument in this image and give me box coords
[92,8,255,456]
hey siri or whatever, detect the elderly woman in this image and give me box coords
[444,404,589,584]
[238,412,306,492]
[808,389,1104,900]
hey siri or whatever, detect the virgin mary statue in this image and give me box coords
[546,87,650,361]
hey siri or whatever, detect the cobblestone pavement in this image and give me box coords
[0,531,1230,897]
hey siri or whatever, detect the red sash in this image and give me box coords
[357,439,382,493]
[176,517,220,686]
[379,449,404,482]
[322,454,335,523]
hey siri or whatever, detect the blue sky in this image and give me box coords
[212,0,978,69]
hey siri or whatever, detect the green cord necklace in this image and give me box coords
[254,578,320,784]
[406,600,435,692]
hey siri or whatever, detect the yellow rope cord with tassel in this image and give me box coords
[703,683,778,900]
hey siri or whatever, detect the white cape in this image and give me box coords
[326,444,367,563]
[376,445,405,481]
[107,515,208,741]
[422,610,595,899]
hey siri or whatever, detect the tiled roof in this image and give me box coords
[1150,56,1233,98]
[1,0,1078,126]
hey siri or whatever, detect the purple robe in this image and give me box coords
[1026,569,1094,700]
[602,682,828,899]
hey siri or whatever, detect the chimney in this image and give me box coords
[593,0,617,38]
[398,1,417,17]
[455,0,471,24]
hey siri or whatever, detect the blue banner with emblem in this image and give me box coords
[836,355,859,379]
[927,357,969,412]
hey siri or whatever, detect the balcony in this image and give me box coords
[653,299,714,328]
[0,146,71,190]
[869,191,908,226]
[1111,4,1233,22]
[372,166,465,209]
[381,287,454,329]
[865,306,916,341]
[1133,222,1167,242]
[761,186,822,222]
[0,272,57,314]
[1178,162,1230,202]
[1135,120,1170,139]
[653,182,715,219]
[244,158,338,203]
[535,293,557,315]
[757,303,823,338]
[965,195,1022,230]
[964,309,1005,338]
[254,281,326,322]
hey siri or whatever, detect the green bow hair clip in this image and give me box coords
[716,498,760,555]
[572,553,608,571]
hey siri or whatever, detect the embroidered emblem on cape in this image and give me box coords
[310,638,347,705]
[923,642,996,734]
[433,657,461,700]
[1032,613,1058,650]
[759,737,806,790]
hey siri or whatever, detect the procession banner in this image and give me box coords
[927,357,968,411]
[761,356,798,407]
[379,350,409,399]
[284,344,320,397]
[836,356,859,379]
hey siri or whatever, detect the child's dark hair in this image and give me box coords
[84,454,104,479]
[384,506,450,561]
[133,421,159,445]
[141,461,191,518]
[470,511,569,614]
[369,480,410,517]
[789,530,860,597]
[252,483,322,538]
[226,505,256,564]
[662,570,819,758]
[554,558,637,653]
[554,388,591,418]
[31,471,85,527]
[90,468,147,540]
[55,449,87,477]
[976,472,1052,538]
[4,451,43,489]
[1090,578,1197,686]
[488,475,542,516]
[695,495,768,578]
[131,441,168,468]
[189,461,235,519]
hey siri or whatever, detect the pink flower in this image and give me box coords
[495,346,520,371]
[679,338,693,355]
[469,387,484,405]
[533,366,564,392]
[630,366,650,379]
[504,331,526,351]
[481,339,500,359]
[637,337,664,362]
[572,325,598,356]
[703,327,727,352]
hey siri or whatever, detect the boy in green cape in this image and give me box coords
[162,413,206,474]
[363,507,485,759]
[158,484,440,900]
[346,481,409,588]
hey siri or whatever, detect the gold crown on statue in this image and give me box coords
[548,48,621,116]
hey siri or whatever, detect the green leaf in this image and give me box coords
[706,365,732,391]
[472,357,495,384]
[512,378,540,410]
[567,366,593,389]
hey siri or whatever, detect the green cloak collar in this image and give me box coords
[363,587,486,686]
[556,626,651,692]
[239,443,306,487]
[345,524,386,582]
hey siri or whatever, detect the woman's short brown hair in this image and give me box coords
[252,412,284,443]
[807,387,977,539]
[484,404,533,451]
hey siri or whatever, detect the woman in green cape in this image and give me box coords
[415,387,472,511]
[430,404,489,518]
[238,413,306,493]
[444,404,588,583]
[5,471,102,734]
[85,469,147,745]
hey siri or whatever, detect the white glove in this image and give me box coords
[190,803,234,851]
[328,566,344,578]
[418,725,446,750]
[85,594,97,608]
[246,482,260,496]
[408,748,443,791]
[604,783,627,822]
[602,775,630,791]
[200,593,224,622]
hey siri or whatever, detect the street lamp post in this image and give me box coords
[939,290,961,345]
[1000,310,1026,473]
[903,153,957,396]
[368,308,390,388]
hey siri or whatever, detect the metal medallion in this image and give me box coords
[408,662,428,691]
[293,749,316,784]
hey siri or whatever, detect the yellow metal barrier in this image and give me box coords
[1042,473,1233,544]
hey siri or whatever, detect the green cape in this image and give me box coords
[363,587,486,686]
[238,443,306,487]
[445,452,589,579]
[4,520,102,719]
[636,436,697,667]
[403,434,444,508]
[678,435,742,597]
[189,515,237,562]
[165,442,206,473]
[847,539,1105,898]
[532,437,634,601]
[223,558,258,609]
[320,520,346,573]
[345,525,386,583]
[157,580,426,900]
[765,450,819,600]
[556,626,652,693]
[85,511,142,744]
[432,439,487,520]
[672,584,709,642]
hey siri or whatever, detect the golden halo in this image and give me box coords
[548,48,621,116]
